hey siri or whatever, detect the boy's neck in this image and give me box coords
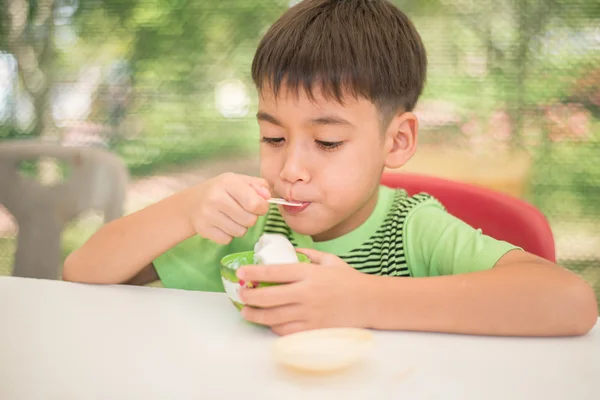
[311,186,380,242]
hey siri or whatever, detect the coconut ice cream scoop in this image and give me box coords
[254,233,299,265]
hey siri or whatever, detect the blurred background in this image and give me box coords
[0,0,598,299]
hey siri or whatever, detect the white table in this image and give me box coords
[0,276,598,400]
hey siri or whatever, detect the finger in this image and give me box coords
[240,282,303,308]
[242,304,304,327]
[250,182,271,200]
[200,226,232,245]
[212,211,247,238]
[226,175,271,215]
[226,182,270,216]
[243,175,270,192]
[237,264,310,283]
[219,195,259,228]
[295,248,339,265]
[271,321,307,336]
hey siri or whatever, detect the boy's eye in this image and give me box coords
[315,140,344,151]
[261,137,285,146]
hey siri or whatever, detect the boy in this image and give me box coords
[63,0,597,337]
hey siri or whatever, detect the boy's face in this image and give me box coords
[257,86,390,241]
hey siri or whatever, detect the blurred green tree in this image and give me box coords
[1,0,58,140]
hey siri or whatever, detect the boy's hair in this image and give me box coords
[251,0,427,126]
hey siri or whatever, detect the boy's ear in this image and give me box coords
[384,112,418,169]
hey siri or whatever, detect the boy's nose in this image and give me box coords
[280,148,310,184]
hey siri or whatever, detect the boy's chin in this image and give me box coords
[284,218,333,238]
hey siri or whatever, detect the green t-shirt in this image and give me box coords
[154,185,519,291]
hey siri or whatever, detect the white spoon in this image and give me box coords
[268,198,303,207]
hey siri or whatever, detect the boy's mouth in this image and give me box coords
[282,201,311,214]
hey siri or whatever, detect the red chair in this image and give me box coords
[380,172,556,262]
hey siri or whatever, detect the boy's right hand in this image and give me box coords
[186,173,272,244]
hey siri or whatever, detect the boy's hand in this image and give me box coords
[187,173,271,244]
[237,248,372,336]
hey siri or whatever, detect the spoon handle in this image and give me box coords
[267,198,303,207]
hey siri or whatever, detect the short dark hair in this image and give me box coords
[251,0,427,126]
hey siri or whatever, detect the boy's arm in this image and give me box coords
[63,189,195,284]
[63,173,272,285]
[237,203,597,337]
[363,249,598,336]
[360,204,598,336]
[123,264,160,286]
[238,247,597,337]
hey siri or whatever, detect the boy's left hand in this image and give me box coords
[237,248,371,336]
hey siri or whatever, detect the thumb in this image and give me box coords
[296,248,340,265]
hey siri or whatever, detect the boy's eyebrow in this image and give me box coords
[256,111,354,127]
[310,115,354,127]
[256,111,283,126]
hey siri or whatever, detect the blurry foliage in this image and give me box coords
[1,0,288,173]
[1,0,57,140]
[77,0,286,172]
[569,66,600,117]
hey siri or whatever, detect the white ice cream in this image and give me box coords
[254,233,298,265]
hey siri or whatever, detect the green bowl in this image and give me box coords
[220,250,310,310]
